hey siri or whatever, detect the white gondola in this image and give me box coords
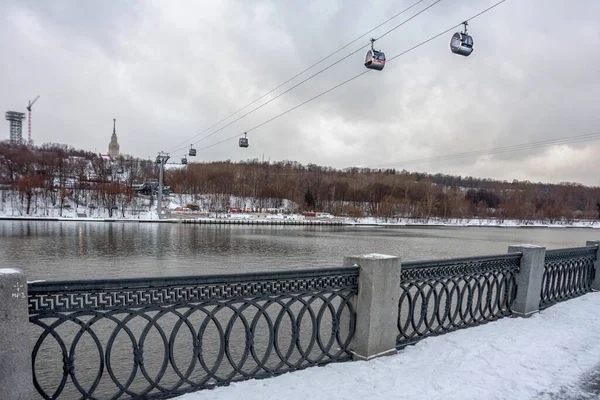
[364,38,385,71]
[189,145,196,156]
[239,132,249,148]
[450,21,474,57]
[181,156,188,165]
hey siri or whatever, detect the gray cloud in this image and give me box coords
[1,0,599,185]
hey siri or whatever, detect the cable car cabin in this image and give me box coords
[239,132,249,148]
[364,49,385,71]
[450,32,473,56]
[189,147,196,156]
[181,157,188,165]
[450,22,473,57]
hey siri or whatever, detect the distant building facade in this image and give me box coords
[108,118,120,159]
[5,111,25,145]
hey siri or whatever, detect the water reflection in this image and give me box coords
[0,221,596,281]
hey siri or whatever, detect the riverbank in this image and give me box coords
[0,215,344,226]
[1,214,599,228]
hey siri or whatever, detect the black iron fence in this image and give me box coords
[23,243,600,399]
[539,246,597,309]
[28,268,358,399]
[396,253,521,348]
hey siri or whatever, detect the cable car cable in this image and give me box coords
[167,0,444,154]
[401,133,600,166]
[166,0,428,153]
[190,0,508,154]
[366,131,600,168]
[384,0,506,66]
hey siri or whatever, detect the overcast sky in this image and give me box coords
[1,0,599,185]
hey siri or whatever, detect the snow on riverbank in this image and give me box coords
[1,213,598,228]
[177,293,600,400]
[345,216,600,228]
[0,191,598,227]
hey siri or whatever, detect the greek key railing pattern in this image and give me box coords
[28,268,358,399]
[397,254,520,348]
[539,246,597,309]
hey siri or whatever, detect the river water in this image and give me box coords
[0,220,597,280]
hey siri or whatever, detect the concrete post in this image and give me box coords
[343,254,402,361]
[0,268,33,400]
[508,244,546,317]
[586,240,600,291]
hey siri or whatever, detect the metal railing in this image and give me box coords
[23,243,600,399]
[28,268,358,399]
[397,253,521,348]
[539,246,597,309]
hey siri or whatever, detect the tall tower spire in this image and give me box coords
[108,118,120,159]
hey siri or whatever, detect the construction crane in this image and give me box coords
[26,95,40,147]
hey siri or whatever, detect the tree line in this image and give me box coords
[1,142,599,221]
[166,159,600,222]
[0,142,155,216]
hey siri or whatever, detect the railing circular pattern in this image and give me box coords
[540,247,597,309]
[397,257,519,348]
[29,270,358,399]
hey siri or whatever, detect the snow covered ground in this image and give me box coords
[344,216,600,228]
[1,214,599,229]
[0,189,599,227]
[177,293,600,400]
[3,212,599,229]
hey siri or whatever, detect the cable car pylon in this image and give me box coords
[155,151,170,218]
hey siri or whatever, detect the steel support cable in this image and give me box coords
[368,132,600,168]
[177,132,600,167]
[167,0,444,154]
[166,0,427,153]
[191,0,508,154]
